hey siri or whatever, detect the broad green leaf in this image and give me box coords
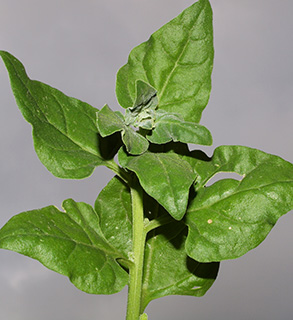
[95,176,132,259]
[116,0,214,123]
[146,111,212,145]
[184,145,293,262]
[141,219,219,310]
[118,148,196,220]
[97,104,149,155]
[0,51,108,179]
[0,199,129,294]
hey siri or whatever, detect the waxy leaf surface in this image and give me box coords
[0,199,129,294]
[116,0,214,123]
[0,51,107,179]
[118,148,196,220]
[185,146,293,262]
[142,219,219,309]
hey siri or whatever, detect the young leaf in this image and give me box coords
[116,0,214,123]
[184,146,293,262]
[97,104,149,155]
[141,220,219,310]
[96,104,126,137]
[124,80,158,130]
[146,111,213,146]
[122,128,149,155]
[0,51,108,179]
[133,80,157,110]
[0,199,129,294]
[118,148,196,220]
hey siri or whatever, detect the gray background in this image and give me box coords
[0,0,292,319]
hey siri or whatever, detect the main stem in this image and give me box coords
[126,182,146,320]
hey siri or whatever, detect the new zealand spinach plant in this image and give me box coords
[0,0,292,319]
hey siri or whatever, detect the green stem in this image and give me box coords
[126,182,146,320]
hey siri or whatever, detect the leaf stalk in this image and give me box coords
[105,159,129,182]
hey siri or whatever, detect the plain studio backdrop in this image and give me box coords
[0,1,292,319]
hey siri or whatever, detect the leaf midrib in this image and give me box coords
[190,180,293,220]
[0,232,122,259]
[155,4,205,101]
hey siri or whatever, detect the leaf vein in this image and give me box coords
[157,5,205,100]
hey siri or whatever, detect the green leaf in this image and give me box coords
[97,104,149,155]
[118,148,196,220]
[186,145,292,189]
[116,0,214,123]
[185,145,293,262]
[141,219,219,309]
[0,199,129,294]
[96,104,125,137]
[134,80,157,109]
[95,176,132,259]
[0,50,108,179]
[122,126,149,155]
[146,111,212,146]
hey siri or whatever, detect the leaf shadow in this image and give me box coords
[98,132,122,160]
[186,257,219,281]
[147,210,219,281]
[148,141,190,155]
